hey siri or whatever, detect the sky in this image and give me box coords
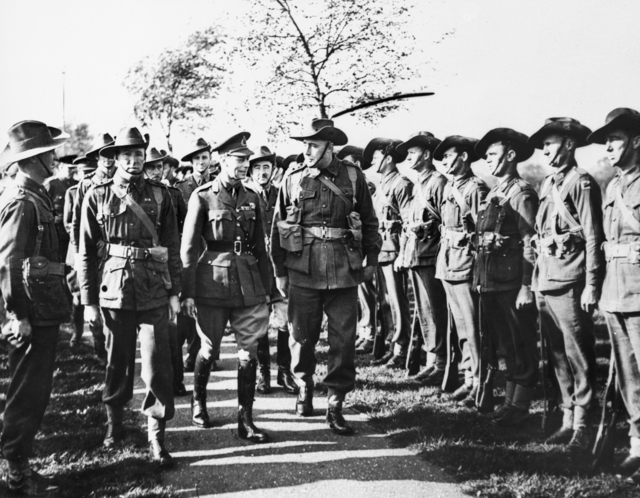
[1,0,639,174]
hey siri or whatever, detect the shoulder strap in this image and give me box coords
[417,173,441,222]
[450,183,475,223]
[317,174,354,212]
[110,184,160,246]
[615,181,640,233]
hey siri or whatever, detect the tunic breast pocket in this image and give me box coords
[102,202,128,239]
[241,209,256,234]
[208,209,234,240]
[196,256,231,299]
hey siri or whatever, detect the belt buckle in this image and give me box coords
[234,240,242,255]
[321,225,327,239]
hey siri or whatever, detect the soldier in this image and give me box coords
[78,128,182,466]
[143,147,189,396]
[272,118,381,435]
[245,146,297,395]
[0,121,71,494]
[181,132,270,443]
[337,146,377,353]
[395,132,449,382]
[176,138,216,373]
[588,108,640,480]
[529,118,603,450]
[65,155,108,363]
[473,128,539,421]
[434,136,489,401]
[363,138,412,369]
[161,154,180,187]
[44,154,77,266]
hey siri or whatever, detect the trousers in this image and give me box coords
[605,311,640,437]
[409,266,448,369]
[357,278,377,340]
[379,263,411,349]
[442,280,480,384]
[102,306,174,420]
[289,285,358,395]
[481,289,538,388]
[0,325,59,462]
[537,284,596,410]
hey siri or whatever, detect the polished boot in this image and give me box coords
[296,382,314,417]
[237,360,269,443]
[148,418,173,467]
[103,404,125,448]
[326,402,354,435]
[191,353,214,428]
[256,334,272,394]
[276,329,298,394]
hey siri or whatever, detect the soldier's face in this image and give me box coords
[98,155,115,170]
[304,139,330,166]
[485,142,511,177]
[144,162,164,182]
[605,129,640,168]
[542,134,570,167]
[250,160,273,186]
[116,147,146,175]
[223,154,250,180]
[372,149,387,173]
[192,151,211,175]
[405,146,426,170]
[441,147,467,176]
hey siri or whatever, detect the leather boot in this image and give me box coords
[256,334,272,394]
[191,353,214,428]
[104,405,124,448]
[237,360,269,443]
[276,329,298,394]
[148,418,173,467]
[296,382,314,417]
[326,402,354,435]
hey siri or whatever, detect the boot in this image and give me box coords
[103,405,124,448]
[276,329,298,394]
[256,334,272,394]
[545,408,574,444]
[6,460,59,496]
[148,418,173,467]
[191,353,214,428]
[237,360,269,443]
[482,380,515,419]
[296,382,314,417]
[326,401,354,436]
[494,384,532,427]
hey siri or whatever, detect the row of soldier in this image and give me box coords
[0,107,639,494]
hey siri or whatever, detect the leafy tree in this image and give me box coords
[123,27,227,151]
[237,0,447,136]
[64,122,93,156]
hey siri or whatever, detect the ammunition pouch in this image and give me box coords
[478,232,521,253]
[22,256,71,323]
[534,233,584,258]
[147,246,172,290]
[380,219,402,235]
[406,221,434,240]
[277,221,303,252]
[443,227,470,248]
[347,211,363,244]
[603,241,640,264]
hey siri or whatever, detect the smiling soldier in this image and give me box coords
[181,132,271,443]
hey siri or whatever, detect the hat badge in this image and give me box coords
[241,137,247,147]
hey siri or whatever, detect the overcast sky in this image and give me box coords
[1,0,638,171]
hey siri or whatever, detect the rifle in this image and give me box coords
[539,314,549,433]
[591,351,624,471]
[442,307,460,393]
[476,294,495,413]
[405,310,424,376]
[372,266,387,360]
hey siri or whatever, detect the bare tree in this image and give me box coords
[123,27,227,151]
[238,0,446,135]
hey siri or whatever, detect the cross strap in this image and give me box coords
[110,183,160,247]
[615,180,640,234]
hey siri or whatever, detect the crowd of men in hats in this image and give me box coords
[0,106,639,494]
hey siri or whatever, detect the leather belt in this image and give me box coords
[303,226,350,240]
[207,240,253,256]
[603,242,640,260]
[107,243,149,259]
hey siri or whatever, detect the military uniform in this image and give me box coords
[475,175,539,404]
[372,169,413,363]
[0,121,70,491]
[271,155,381,403]
[589,109,640,472]
[181,135,271,441]
[72,168,112,252]
[79,157,182,449]
[435,169,489,390]
[533,164,603,428]
[176,172,213,204]
[44,175,76,261]
[399,166,448,373]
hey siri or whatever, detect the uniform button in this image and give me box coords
[322,204,326,208]
[236,236,241,240]
[323,187,327,191]
[323,221,327,225]
[481,216,485,219]
[236,223,241,227]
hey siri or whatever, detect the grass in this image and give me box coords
[347,313,640,498]
[0,326,177,498]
